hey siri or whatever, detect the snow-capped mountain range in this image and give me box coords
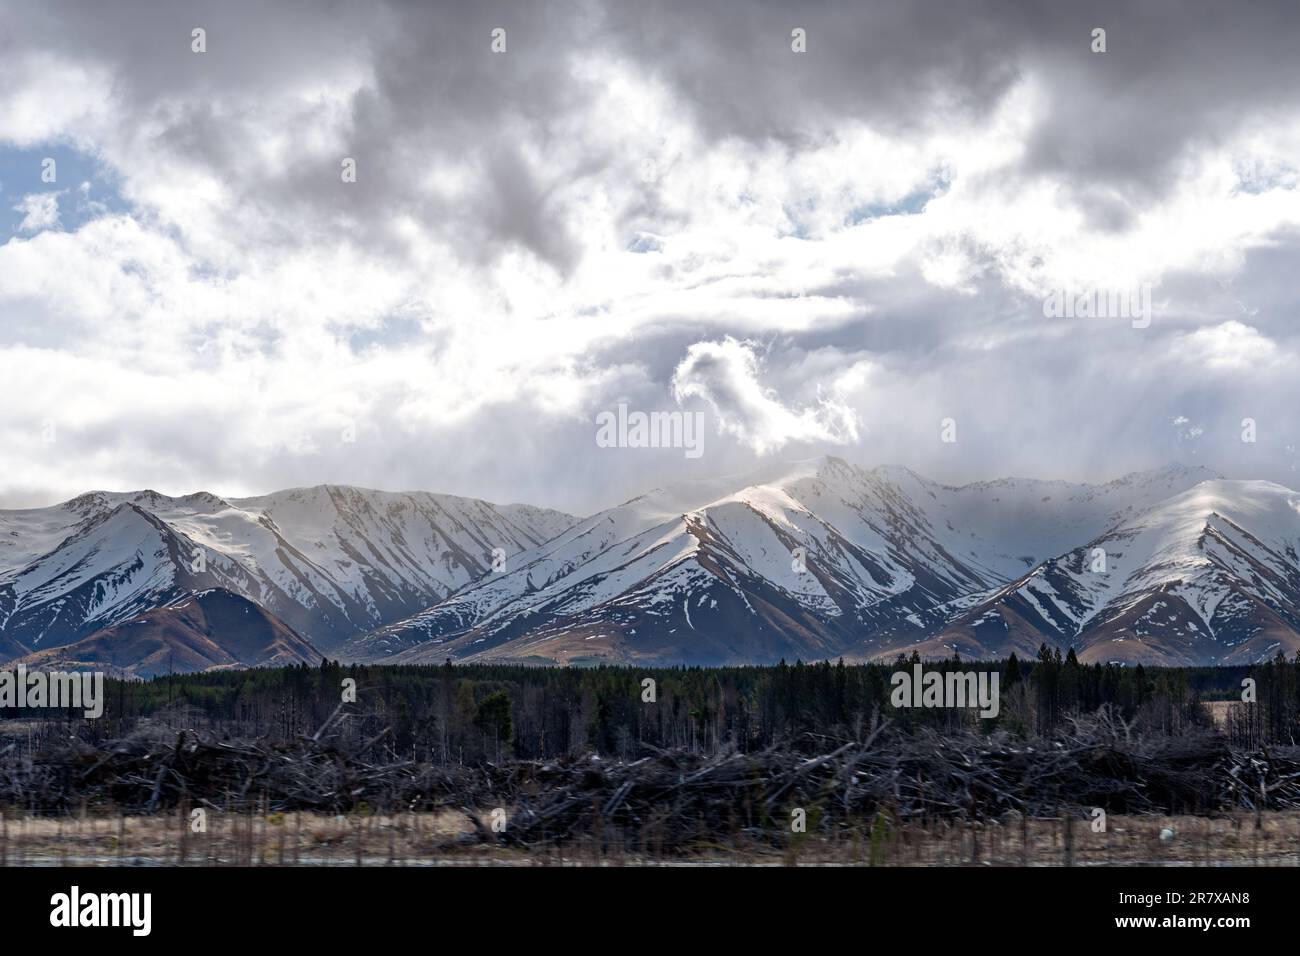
[0,485,575,664]
[936,478,1300,665]
[344,458,1300,667]
[5,460,1300,671]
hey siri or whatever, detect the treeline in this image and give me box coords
[7,646,1300,761]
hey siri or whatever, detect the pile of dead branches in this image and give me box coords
[488,714,1300,849]
[3,708,1300,852]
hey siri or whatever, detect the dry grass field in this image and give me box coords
[3,807,1299,867]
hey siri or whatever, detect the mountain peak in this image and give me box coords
[1107,462,1222,487]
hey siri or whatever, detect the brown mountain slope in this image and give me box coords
[12,589,322,678]
[0,632,32,661]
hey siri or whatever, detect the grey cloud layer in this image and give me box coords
[18,0,1300,266]
[3,0,1300,513]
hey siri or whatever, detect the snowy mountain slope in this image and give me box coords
[864,462,1221,584]
[10,462,1283,669]
[13,588,322,678]
[932,480,1300,665]
[0,502,198,654]
[351,458,1219,666]
[0,486,575,660]
[344,467,815,657]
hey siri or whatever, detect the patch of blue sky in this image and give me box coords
[342,313,426,353]
[627,233,664,254]
[845,168,952,226]
[780,199,816,239]
[1231,156,1298,195]
[0,143,129,237]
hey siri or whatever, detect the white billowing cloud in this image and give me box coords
[13,191,60,232]
[4,2,1300,510]
[0,52,109,147]
[1175,320,1282,372]
[672,338,859,455]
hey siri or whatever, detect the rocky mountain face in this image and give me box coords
[930,479,1300,665]
[0,486,575,661]
[12,588,323,678]
[9,462,1299,670]
[346,459,1266,667]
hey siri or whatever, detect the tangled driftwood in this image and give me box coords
[3,708,1300,852]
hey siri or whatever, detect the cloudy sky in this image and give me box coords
[3,0,1300,515]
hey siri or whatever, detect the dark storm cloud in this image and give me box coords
[7,0,607,268]
[598,0,1300,201]
[12,0,1300,268]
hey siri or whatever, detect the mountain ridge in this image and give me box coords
[344,458,1241,667]
[8,463,1294,671]
[0,484,577,659]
